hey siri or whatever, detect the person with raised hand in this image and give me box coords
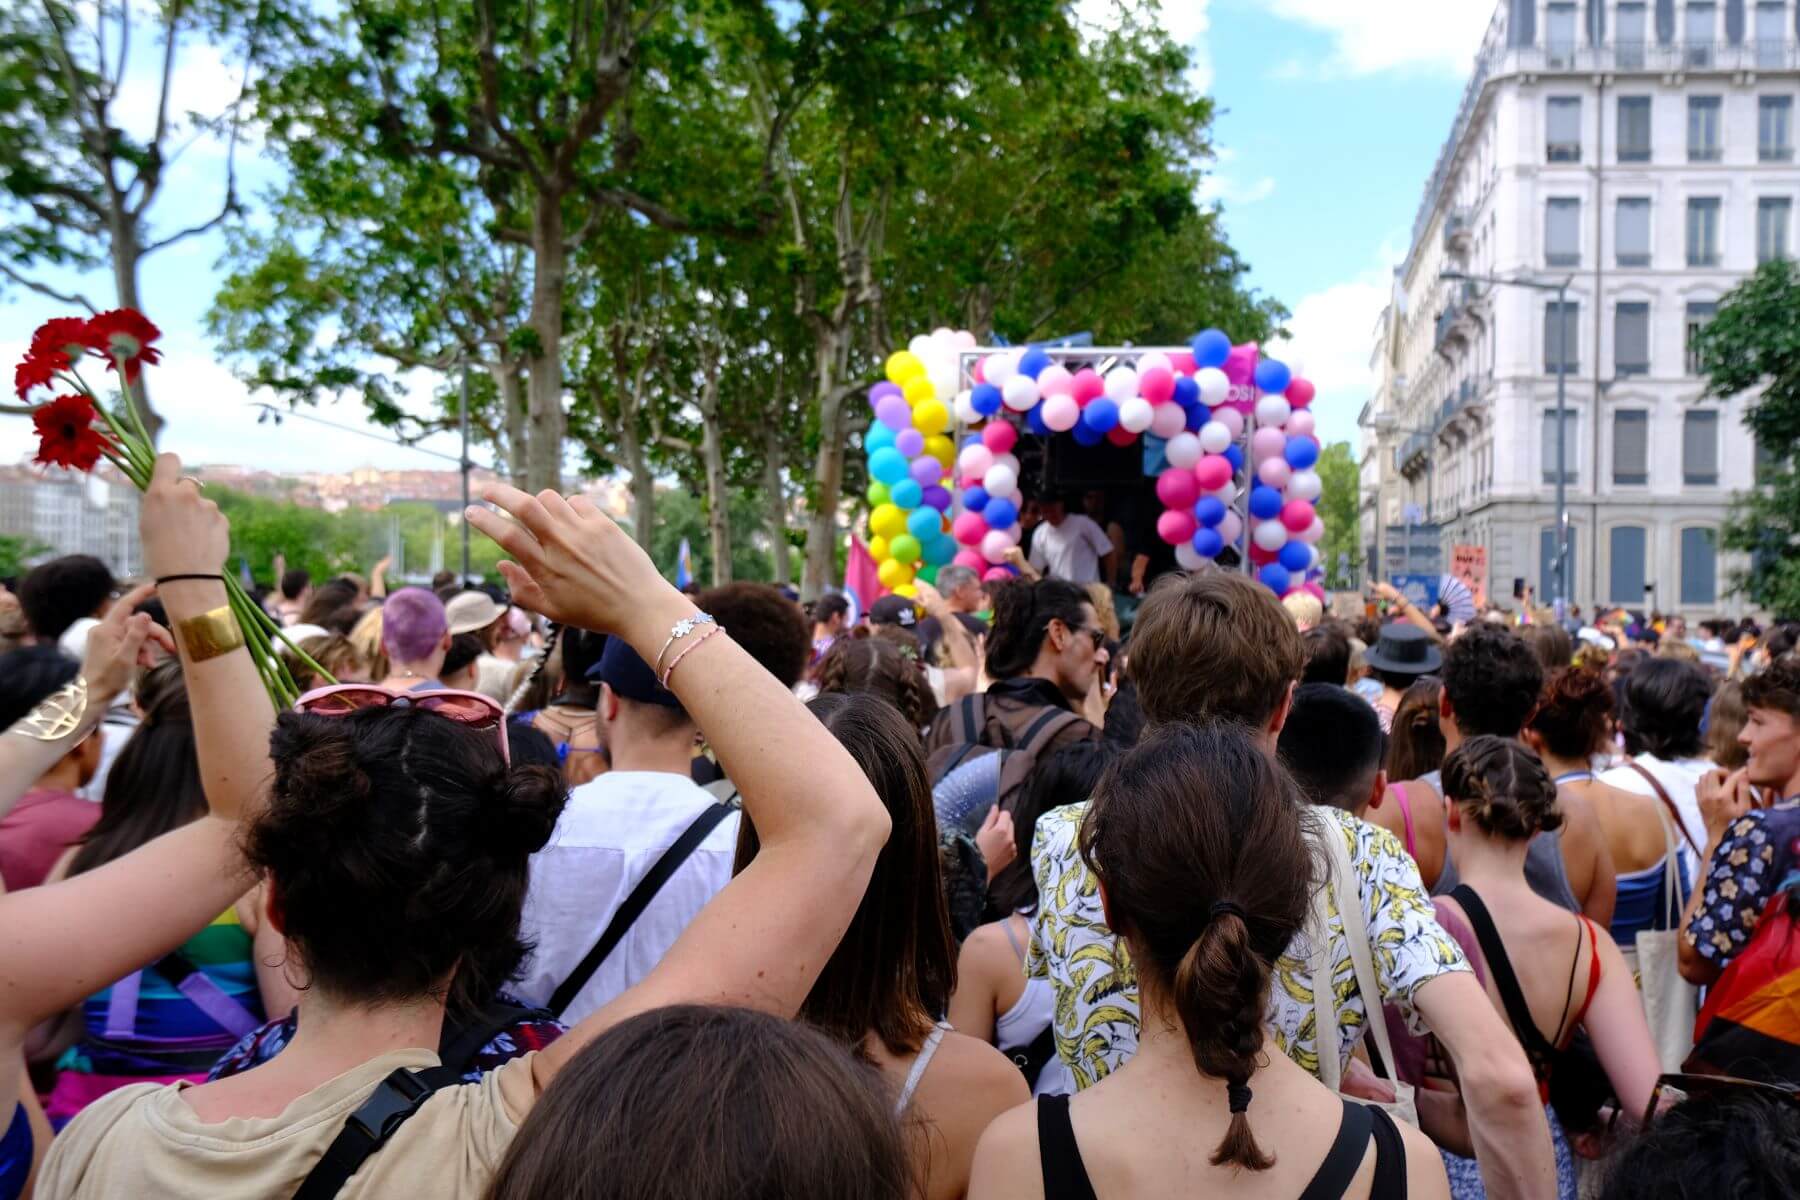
[37,482,890,1199]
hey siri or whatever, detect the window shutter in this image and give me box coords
[1683,411,1720,483]
[1680,528,1717,605]
[1610,527,1648,603]
[1613,410,1649,481]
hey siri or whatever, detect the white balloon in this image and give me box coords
[1002,374,1041,412]
[931,326,956,343]
[1255,395,1293,428]
[1253,519,1289,552]
[1282,353,1306,379]
[1104,366,1140,404]
[909,334,934,359]
[1150,401,1187,439]
[984,352,1019,387]
[930,364,960,403]
[983,464,1018,498]
[1165,432,1202,470]
[994,452,1021,479]
[1136,350,1172,376]
[1198,420,1232,455]
[1174,542,1206,571]
[1195,367,1231,406]
[1205,484,1238,505]
[953,330,978,350]
[1118,396,1155,433]
[1305,544,1321,571]
[954,389,980,425]
[958,444,995,479]
[1217,511,1244,544]
[1303,516,1326,544]
[1257,458,1292,489]
[1288,469,1323,502]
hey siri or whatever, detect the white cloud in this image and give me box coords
[1075,0,1214,92]
[1198,173,1276,207]
[1280,235,1411,447]
[1260,0,1495,77]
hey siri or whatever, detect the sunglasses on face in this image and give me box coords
[293,683,510,763]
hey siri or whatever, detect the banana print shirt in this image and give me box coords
[1028,802,1470,1088]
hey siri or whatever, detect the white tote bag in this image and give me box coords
[1626,802,1700,1072]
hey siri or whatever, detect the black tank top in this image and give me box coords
[1034,1093,1408,1200]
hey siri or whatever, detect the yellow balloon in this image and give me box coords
[886,351,926,386]
[869,535,890,562]
[893,583,919,599]
[925,435,956,470]
[912,399,949,437]
[870,503,907,540]
[904,376,937,407]
[878,558,914,590]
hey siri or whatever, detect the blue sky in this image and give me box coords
[1,0,1496,471]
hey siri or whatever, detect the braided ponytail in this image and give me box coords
[1173,902,1276,1169]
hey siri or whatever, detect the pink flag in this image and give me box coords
[844,533,882,623]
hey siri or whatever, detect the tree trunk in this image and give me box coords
[801,328,851,599]
[698,375,730,586]
[111,231,164,444]
[525,191,567,494]
[763,419,790,586]
[614,405,656,549]
[494,363,528,486]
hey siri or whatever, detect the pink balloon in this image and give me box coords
[1106,425,1137,447]
[1251,427,1287,461]
[1156,467,1200,510]
[1157,509,1199,546]
[1303,582,1326,601]
[1287,409,1316,439]
[958,444,995,479]
[1217,511,1243,545]
[1281,499,1315,533]
[1193,454,1233,492]
[1215,406,1245,439]
[1071,368,1105,406]
[982,421,1018,454]
[954,549,987,572]
[1286,378,1316,407]
[1303,516,1326,544]
[1138,365,1175,406]
[981,530,1017,563]
[952,511,989,546]
[1168,350,1197,375]
[1041,394,1080,432]
[1038,364,1076,398]
[1149,401,1187,439]
[983,566,1014,583]
[1257,458,1293,489]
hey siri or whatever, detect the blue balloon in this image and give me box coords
[961,433,983,448]
[1082,397,1120,433]
[1025,405,1051,437]
[924,534,957,566]
[1192,528,1225,559]
[983,497,1019,530]
[1017,346,1053,379]
[1192,329,1233,368]
[889,478,924,509]
[866,424,897,452]
[962,485,990,513]
[1248,485,1283,520]
[1194,496,1227,527]
[1285,436,1320,470]
[1279,540,1312,573]
[1172,376,1200,409]
[907,507,943,541]
[1072,422,1105,446]
[869,446,910,486]
[971,384,1004,417]
[1185,405,1207,433]
[1223,444,1244,472]
[1255,358,1292,395]
[1258,563,1292,595]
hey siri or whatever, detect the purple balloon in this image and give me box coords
[909,456,943,486]
[895,428,926,457]
[868,381,903,411]
[876,395,913,431]
[922,485,953,512]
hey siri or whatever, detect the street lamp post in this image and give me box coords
[1439,270,1574,613]
[1371,415,1436,585]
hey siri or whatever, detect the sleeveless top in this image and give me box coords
[1611,859,1689,947]
[894,1021,953,1116]
[993,917,1071,1097]
[1034,1093,1409,1200]
[1415,772,1582,913]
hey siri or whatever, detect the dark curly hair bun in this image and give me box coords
[483,763,566,858]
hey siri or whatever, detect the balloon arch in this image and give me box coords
[861,328,1327,603]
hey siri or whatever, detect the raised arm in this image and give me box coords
[466,487,890,1086]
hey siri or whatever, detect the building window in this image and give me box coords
[1618,2,1649,65]
[1547,97,1583,160]
[1756,2,1787,68]
[1617,197,1653,265]
[1545,300,1580,373]
[1543,409,1579,483]
[1687,2,1718,66]
[1548,2,1579,63]
[1758,196,1792,263]
[1760,95,1794,160]
[1610,526,1649,603]
[1688,96,1723,160]
[1680,527,1718,605]
[1546,198,1582,265]
[1615,304,1651,376]
[1756,435,1783,482]
[1618,96,1653,161]
[1613,410,1651,484]
[1687,300,1719,373]
[1540,526,1578,600]
[1687,197,1722,266]
[1684,409,1720,484]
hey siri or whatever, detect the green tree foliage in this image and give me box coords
[211,488,507,587]
[1693,259,1800,616]
[1313,441,1359,590]
[0,533,49,579]
[649,486,778,585]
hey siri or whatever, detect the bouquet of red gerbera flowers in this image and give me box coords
[12,309,331,706]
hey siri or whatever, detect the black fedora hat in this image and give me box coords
[1363,623,1442,676]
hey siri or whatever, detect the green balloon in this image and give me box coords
[888,533,922,565]
[918,564,940,585]
[867,481,891,507]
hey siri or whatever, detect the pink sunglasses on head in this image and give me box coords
[293,684,511,763]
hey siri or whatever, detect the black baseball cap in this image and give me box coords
[587,637,684,709]
[869,595,920,629]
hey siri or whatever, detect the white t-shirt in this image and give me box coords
[516,771,739,1022]
[1027,516,1113,584]
[1599,753,1714,865]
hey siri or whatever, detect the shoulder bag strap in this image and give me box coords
[436,1000,548,1076]
[1651,800,1686,927]
[1297,1099,1374,1200]
[1015,707,1082,754]
[1625,760,1700,853]
[1318,815,1403,1088]
[1305,812,1345,1090]
[547,802,735,1017]
[1448,885,1559,1064]
[293,1065,465,1200]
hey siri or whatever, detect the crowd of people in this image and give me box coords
[0,456,1795,1198]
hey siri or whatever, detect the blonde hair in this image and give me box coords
[1084,583,1121,643]
[1282,591,1324,632]
[348,606,389,681]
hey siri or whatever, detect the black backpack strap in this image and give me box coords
[956,694,985,746]
[293,1065,464,1200]
[1298,1099,1375,1200]
[1015,706,1081,753]
[1449,885,1559,1065]
[436,999,553,1077]
[547,802,735,1017]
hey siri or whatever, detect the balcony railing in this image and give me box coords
[1513,41,1800,74]
[1434,304,1464,351]
[1399,431,1432,472]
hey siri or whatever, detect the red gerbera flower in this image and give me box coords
[29,317,93,365]
[13,352,61,400]
[83,309,162,381]
[31,393,109,472]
